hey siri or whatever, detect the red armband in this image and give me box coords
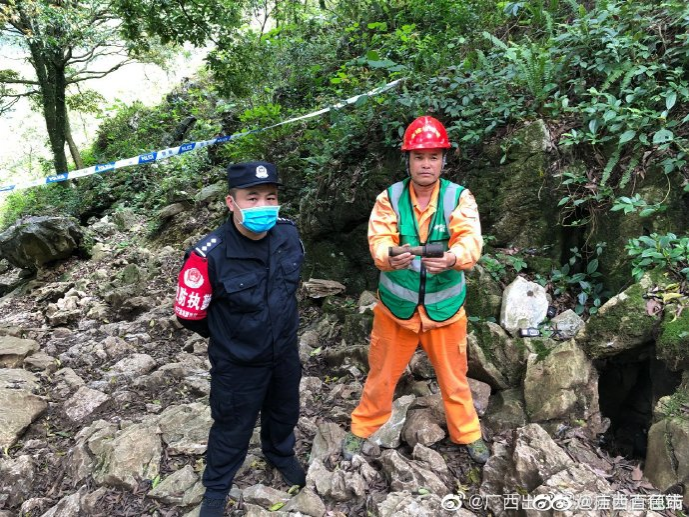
[174,251,212,320]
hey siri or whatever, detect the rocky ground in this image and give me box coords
[0,209,685,517]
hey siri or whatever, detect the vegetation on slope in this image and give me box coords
[1,0,687,293]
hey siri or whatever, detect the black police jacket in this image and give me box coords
[177,217,304,368]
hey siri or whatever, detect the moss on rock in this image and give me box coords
[576,281,661,359]
[586,165,689,295]
[657,307,689,371]
[462,120,563,260]
[464,265,502,320]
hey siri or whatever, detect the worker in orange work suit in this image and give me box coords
[342,115,490,464]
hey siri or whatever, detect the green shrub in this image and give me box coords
[626,233,689,282]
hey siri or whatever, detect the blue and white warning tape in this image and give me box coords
[0,78,404,194]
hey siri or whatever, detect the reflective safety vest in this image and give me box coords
[378,178,467,321]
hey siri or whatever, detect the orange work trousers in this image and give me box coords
[351,307,481,445]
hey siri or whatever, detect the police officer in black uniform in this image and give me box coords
[174,161,305,517]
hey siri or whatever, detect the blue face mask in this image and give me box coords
[237,205,281,233]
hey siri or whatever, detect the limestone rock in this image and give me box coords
[484,389,528,435]
[500,276,549,336]
[195,182,226,204]
[656,307,689,371]
[576,280,660,359]
[467,331,509,390]
[282,486,327,517]
[469,321,528,388]
[0,335,39,368]
[310,421,346,464]
[376,491,452,517]
[0,264,26,296]
[0,388,47,449]
[91,421,162,490]
[481,424,572,498]
[108,353,157,378]
[523,340,601,433]
[302,278,346,298]
[39,487,87,517]
[644,418,689,508]
[243,484,291,508]
[550,309,585,340]
[0,455,35,508]
[147,465,199,505]
[379,449,450,497]
[370,394,415,448]
[469,378,492,416]
[0,216,83,270]
[465,264,503,320]
[402,408,446,447]
[307,458,366,502]
[0,368,40,391]
[158,402,212,455]
[64,386,111,422]
[23,351,57,372]
[158,202,189,221]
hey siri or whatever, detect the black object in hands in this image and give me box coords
[388,243,445,258]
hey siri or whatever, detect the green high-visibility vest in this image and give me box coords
[378,178,467,321]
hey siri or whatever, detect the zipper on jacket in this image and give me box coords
[419,241,426,306]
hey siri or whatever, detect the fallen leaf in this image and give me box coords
[662,292,683,303]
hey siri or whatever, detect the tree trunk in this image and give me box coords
[26,34,70,178]
[65,115,84,170]
[44,66,69,176]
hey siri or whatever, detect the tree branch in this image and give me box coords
[66,59,135,83]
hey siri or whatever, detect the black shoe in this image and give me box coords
[199,496,226,517]
[273,456,306,487]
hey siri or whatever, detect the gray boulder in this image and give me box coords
[0,216,83,270]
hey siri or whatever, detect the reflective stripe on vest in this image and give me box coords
[381,272,466,304]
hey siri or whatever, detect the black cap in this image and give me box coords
[227,161,282,189]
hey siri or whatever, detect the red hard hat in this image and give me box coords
[402,116,451,151]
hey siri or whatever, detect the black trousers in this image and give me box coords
[202,352,302,498]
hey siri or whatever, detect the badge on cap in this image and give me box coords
[256,165,269,179]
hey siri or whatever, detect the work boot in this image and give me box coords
[274,456,306,487]
[465,438,490,464]
[341,431,365,461]
[199,496,226,517]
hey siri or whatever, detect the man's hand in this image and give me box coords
[422,251,457,274]
[388,247,414,270]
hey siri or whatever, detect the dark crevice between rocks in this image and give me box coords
[597,348,682,460]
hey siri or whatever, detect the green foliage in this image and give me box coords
[114,0,246,49]
[0,184,83,229]
[482,32,559,111]
[610,193,667,218]
[0,0,170,173]
[553,0,689,216]
[550,244,609,316]
[658,382,689,419]
[66,89,107,115]
[4,0,688,289]
[479,251,528,283]
[625,233,689,282]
